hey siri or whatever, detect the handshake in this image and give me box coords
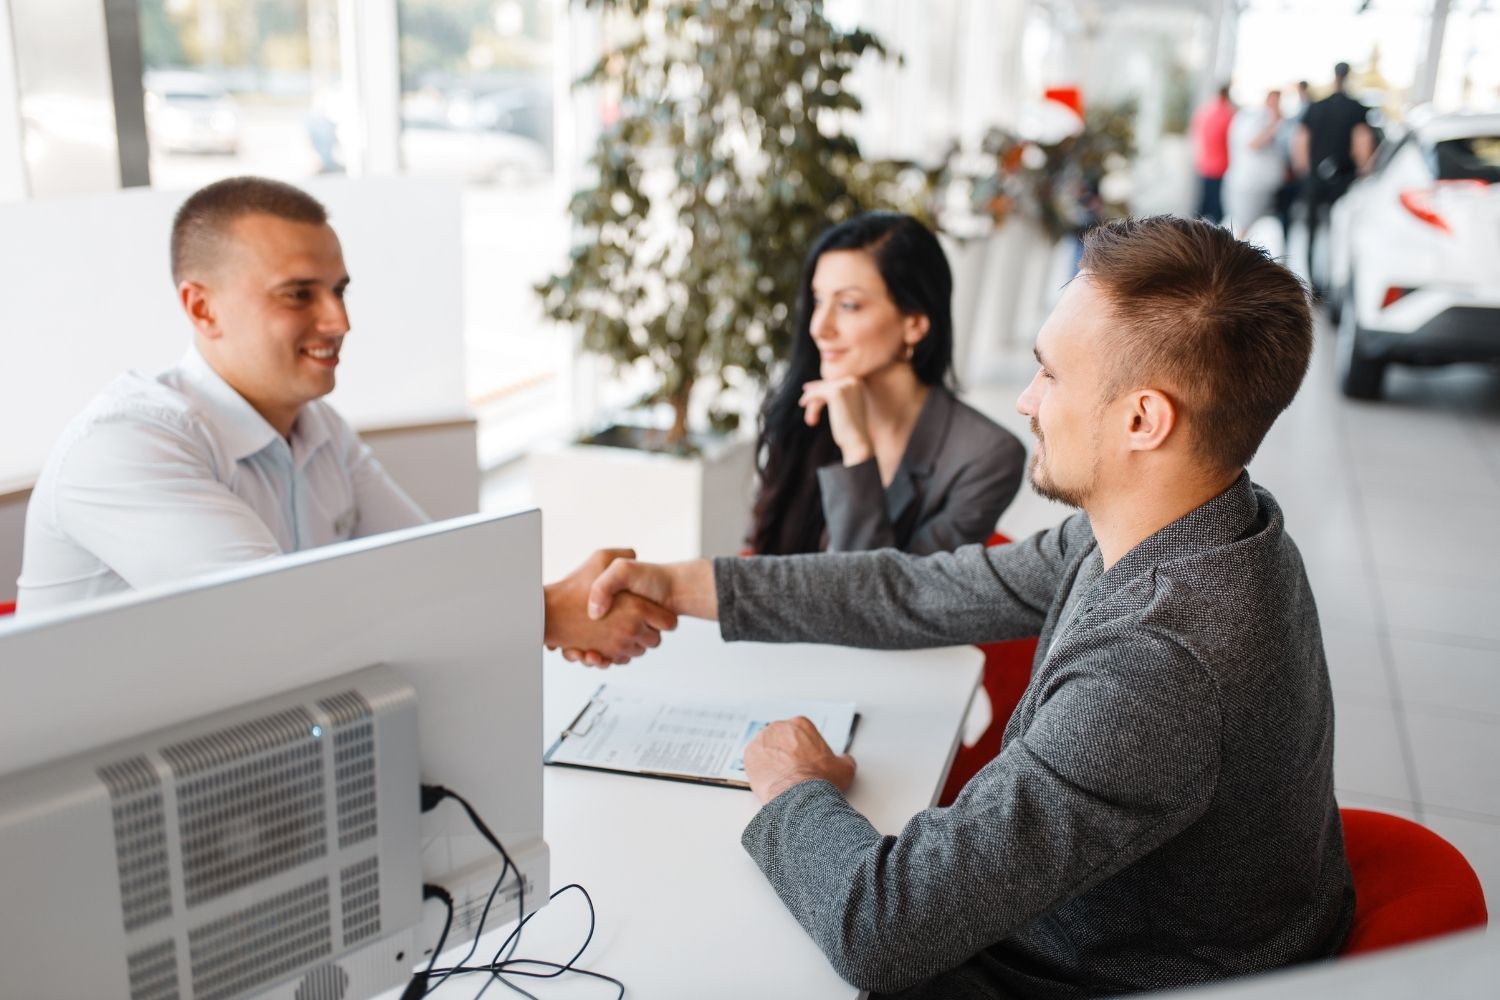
[541,548,716,667]
[540,549,856,803]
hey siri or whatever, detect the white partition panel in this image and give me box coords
[0,176,469,490]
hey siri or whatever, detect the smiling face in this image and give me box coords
[807,249,929,381]
[186,213,351,436]
[1015,278,1119,508]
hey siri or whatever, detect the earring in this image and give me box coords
[903,343,915,362]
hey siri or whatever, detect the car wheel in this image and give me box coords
[1337,281,1385,400]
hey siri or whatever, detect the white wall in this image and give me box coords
[0,175,470,490]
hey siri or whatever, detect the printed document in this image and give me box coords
[545,684,857,788]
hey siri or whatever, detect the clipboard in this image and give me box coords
[544,683,859,790]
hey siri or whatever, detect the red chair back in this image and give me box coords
[939,532,1037,806]
[1340,808,1488,955]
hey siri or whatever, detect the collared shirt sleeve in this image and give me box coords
[49,415,283,590]
[740,632,1222,994]
[336,429,428,538]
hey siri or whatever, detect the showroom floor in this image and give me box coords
[485,310,1500,925]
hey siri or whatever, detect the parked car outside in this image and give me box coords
[1328,110,1500,399]
[143,70,241,156]
[399,82,551,184]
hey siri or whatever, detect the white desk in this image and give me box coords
[438,618,982,999]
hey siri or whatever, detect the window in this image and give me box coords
[397,0,574,466]
[138,0,344,190]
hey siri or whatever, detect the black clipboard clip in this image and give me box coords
[559,684,608,738]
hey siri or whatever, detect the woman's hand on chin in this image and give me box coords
[800,376,873,466]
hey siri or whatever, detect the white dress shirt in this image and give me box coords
[16,346,427,613]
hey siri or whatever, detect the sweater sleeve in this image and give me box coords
[715,515,1089,649]
[740,631,1222,993]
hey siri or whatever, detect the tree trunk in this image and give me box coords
[666,377,694,447]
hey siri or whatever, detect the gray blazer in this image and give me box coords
[716,474,1353,998]
[817,387,1025,554]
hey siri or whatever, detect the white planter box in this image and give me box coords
[527,435,757,579]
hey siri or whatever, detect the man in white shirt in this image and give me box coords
[17,176,671,662]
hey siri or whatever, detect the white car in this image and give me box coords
[1328,111,1500,399]
[143,70,240,156]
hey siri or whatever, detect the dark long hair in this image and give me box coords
[749,212,955,555]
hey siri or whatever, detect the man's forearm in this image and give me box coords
[662,559,719,620]
[715,544,1056,649]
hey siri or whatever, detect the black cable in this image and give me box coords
[398,884,453,1000]
[423,783,526,950]
[424,854,510,995]
[419,784,518,996]
[440,885,624,1000]
[488,883,598,982]
[417,784,624,998]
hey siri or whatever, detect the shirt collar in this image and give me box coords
[176,345,332,467]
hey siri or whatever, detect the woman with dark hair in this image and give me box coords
[748,212,1025,556]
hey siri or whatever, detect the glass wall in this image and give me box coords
[396,0,572,466]
[1433,0,1500,112]
[137,0,344,190]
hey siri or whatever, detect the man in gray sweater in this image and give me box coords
[578,216,1354,998]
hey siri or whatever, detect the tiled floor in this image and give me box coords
[963,319,1500,924]
[486,306,1500,924]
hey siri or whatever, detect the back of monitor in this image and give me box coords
[0,665,420,999]
[0,510,549,994]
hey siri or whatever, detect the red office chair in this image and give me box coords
[1339,808,1488,955]
[938,532,1037,806]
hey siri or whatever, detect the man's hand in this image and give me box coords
[799,376,873,466]
[743,716,856,805]
[544,549,678,667]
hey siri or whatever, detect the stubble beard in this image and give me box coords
[1027,419,1094,510]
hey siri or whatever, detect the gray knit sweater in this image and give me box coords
[716,474,1354,998]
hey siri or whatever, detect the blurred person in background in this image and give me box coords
[748,212,1025,557]
[1191,84,1236,225]
[1225,89,1286,237]
[1274,81,1313,244]
[1295,64,1375,295]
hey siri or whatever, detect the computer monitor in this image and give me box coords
[0,510,548,999]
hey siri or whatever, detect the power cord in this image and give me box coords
[468,883,622,999]
[398,885,453,1000]
[415,784,521,995]
[409,783,624,997]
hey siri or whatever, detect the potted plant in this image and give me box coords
[530,0,928,571]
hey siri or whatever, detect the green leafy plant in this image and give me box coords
[937,100,1137,243]
[536,0,929,449]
